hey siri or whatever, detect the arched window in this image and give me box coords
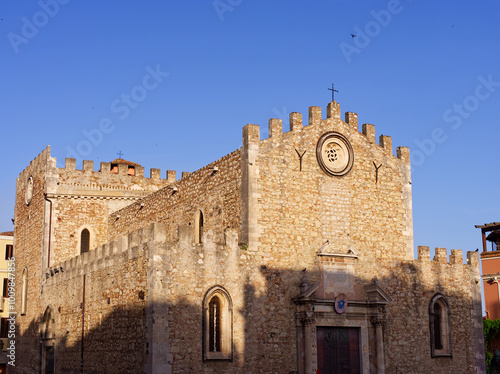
[429,294,452,357]
[209,296,221,352]
[203,286,232,361]
[433,302,442,349]
[195,210,204,244]
[41,306,55,340]
[21,268,28,315]
[81,228,90,254]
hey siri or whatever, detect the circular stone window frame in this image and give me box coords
[316,131,354,177]
[25,176,34,206]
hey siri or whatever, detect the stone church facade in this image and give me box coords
[12,101,484,373]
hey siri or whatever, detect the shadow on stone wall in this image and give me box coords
[13,263,484,374]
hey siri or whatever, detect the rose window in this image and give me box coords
[326,144,338,163]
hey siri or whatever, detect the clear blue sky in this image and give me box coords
[1,0,499,259]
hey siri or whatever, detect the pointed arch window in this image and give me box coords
[429,294,452,357]
[80,228,90,254]
[209,296,221,352]
[21,268,28,315]
[195,210,204,244]
[203,286,232,361]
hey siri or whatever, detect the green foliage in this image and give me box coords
[485,351,493,374]
[484,319,500,374]
[484,319,500,349]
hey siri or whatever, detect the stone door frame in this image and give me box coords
[293,282,391,374]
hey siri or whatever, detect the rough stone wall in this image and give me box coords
[240,102,482,373]
[107,149,242,245]
[237,103,414,372]
[11,147,169,373]
[144,222,302,373]
[41,222,266,374]
[247,102,412,267]
[307,249,483,374]
[383,248,481,373]
[42,229,148,374]
[13,147,50,373]
[165,230,306,373]
[33,232,483,374]
[50,197,109,265]
[11,146,242,373]
[145,223,249,373]
[44,153,170,267]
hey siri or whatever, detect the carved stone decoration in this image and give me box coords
[373,162,382,184]
[370,317,385,327]
[295,149,306,171]
[316,132,354,176]
[334,293,348,314]
[299,316,315,326]
[25,176,34,206]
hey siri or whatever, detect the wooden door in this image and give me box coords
[317,327,360,374]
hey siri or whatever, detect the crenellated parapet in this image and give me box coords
[18,147,182,199]
[44,222,167,286]
[59,157,169,182]
[44,221,239,287]
[242,101,410,162]
[416,245,480,272]
[52,157,200,193]
[17,146,51,182]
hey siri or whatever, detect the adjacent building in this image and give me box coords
[478,222,500,358]
[0,231,13,374]
[479,222,500,320]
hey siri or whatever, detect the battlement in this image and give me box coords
[44,222,167,286]
[244,101,410,162]
[416,245,480,268]
[57,158,198,187]
[17,146,51,180]
[19,147,205,198]
[19,146,183,187]
[61,157,168,181]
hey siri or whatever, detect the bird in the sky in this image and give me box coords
[351,34,356,38]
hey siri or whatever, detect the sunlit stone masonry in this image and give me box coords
[13,101,484,374]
